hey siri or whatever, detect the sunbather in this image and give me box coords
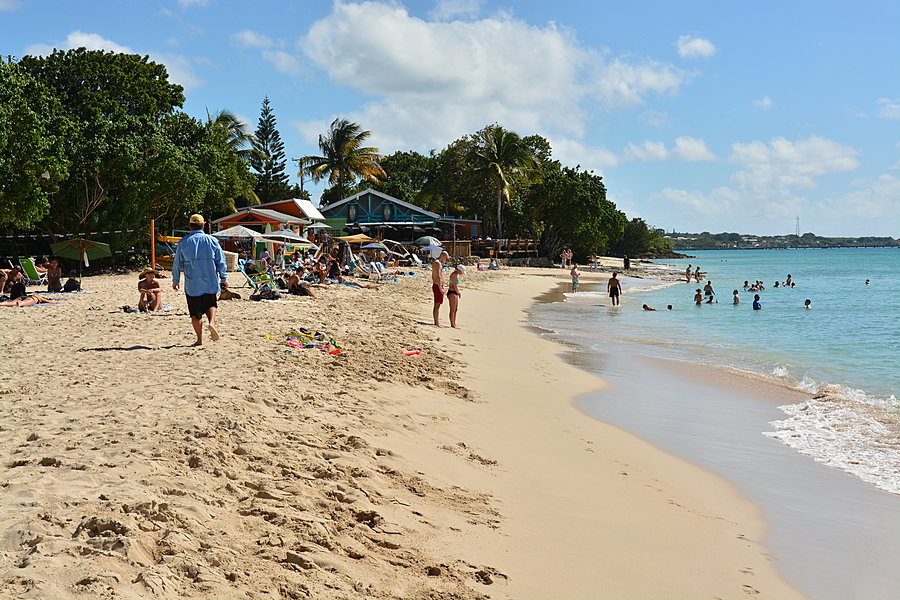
[287,269,317,297]
[138,269,164,311]
[0,293,57,307]
[46,257,63,292]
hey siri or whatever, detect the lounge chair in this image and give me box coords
[19,258,47,285]
[239,267,276,293]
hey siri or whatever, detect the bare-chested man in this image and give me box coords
[607,271,623,306]
[431,251,449,327]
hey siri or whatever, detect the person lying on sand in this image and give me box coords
[138,269,164,312]
[287,269,317,297]
[0,293,57,307]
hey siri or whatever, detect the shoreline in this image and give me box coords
[427,268,806,599]
[0,267,807,599]
[532,271,900,599]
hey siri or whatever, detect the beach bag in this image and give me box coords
[250,289,280,301]
[63,278,81,292]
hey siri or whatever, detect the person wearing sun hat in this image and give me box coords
[138,268,163,312]
[172,214,228,345]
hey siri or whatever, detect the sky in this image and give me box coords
[2,0,899,236]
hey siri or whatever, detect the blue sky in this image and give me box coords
[3,0,899,236]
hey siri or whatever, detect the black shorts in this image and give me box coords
[186,293,217,319]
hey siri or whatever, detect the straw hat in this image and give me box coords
[140,268,159,278]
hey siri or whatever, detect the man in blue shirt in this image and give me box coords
[172,214,228,345]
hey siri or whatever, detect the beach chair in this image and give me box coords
[19,258,47,285]
[239,267,276,293]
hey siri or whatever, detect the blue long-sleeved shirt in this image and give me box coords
[172,230,227,296]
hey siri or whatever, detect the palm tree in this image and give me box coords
[302,118,386,204]
[468,125,541,239]
[207,109,258,162]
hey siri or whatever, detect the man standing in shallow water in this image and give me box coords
[172,214,228,346]
[607,271,623,306]
[431,251,449,327]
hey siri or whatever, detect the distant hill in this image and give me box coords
[665,232,900,250]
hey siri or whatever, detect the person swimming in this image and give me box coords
[804,299,812,310]
[642,304,656,311]
[733,290,740,305]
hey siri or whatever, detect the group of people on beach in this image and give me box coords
[0,257,82,307]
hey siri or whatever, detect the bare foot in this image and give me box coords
[434,324,446,328]
[208,323,220,341]
[452,325,461,329]
[191,340,203,347]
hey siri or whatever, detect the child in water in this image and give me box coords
[733,290,740,305]
[570,264,580,293]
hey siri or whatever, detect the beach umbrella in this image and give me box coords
[50,238,112,280]
[213,225,263,240]
[261,229,306,243]
[336,234,376,243]
[414,236,441,246]
[362,242,387,249]
[305,222,331,230]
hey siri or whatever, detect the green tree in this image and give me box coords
[303,118,386,205]
[468,124,541,239]
[528,162,625,260]
[250,96,291,203]
[370,150,434,203]
[0,62,70,230]
[611,218,673,257]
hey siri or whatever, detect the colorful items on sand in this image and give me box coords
[272,328,344,354]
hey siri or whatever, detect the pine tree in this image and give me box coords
[250,96,291,203]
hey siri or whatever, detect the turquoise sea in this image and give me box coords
[530,248,900,495]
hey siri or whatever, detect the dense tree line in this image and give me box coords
[323,123,672,259]
[1,47,670,261]
[0,49,255,241]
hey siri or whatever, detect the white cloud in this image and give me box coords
[754,96,772,109]
[177,0,208,8]
[548,137,620,173]
[623,136,714,162]
[430,0,483,20]
[730,136,860,192]
[262,50,303,76]
[299,1,687,158]
[836,174,900,218]
[675,34,716,58]
[231,29,275,49]
[876,97,900,119]
[638,110,668,127]
[22,31,204,90]
[653,135,861,224]
[0,0,21,11]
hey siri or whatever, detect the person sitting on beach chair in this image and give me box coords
[138,269,164,312]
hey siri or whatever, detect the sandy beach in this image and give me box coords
[0,266,804,599]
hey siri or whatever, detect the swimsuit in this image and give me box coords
[432,283,444,304]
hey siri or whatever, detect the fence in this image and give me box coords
[0,228,146,267]
[470,239,540,258]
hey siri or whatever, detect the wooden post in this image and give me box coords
[150,219,156,269]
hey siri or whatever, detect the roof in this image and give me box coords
[213,207,309,226]
[321,188,440,220]
[254,198,325,220]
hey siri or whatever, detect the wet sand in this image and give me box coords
[533,276,900,600]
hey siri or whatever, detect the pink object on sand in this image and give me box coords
[288,340,301,347]
[403,350,421,356]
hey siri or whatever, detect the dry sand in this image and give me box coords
[0,266,804,599]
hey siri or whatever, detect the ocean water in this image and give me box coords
[530,248,900,495]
